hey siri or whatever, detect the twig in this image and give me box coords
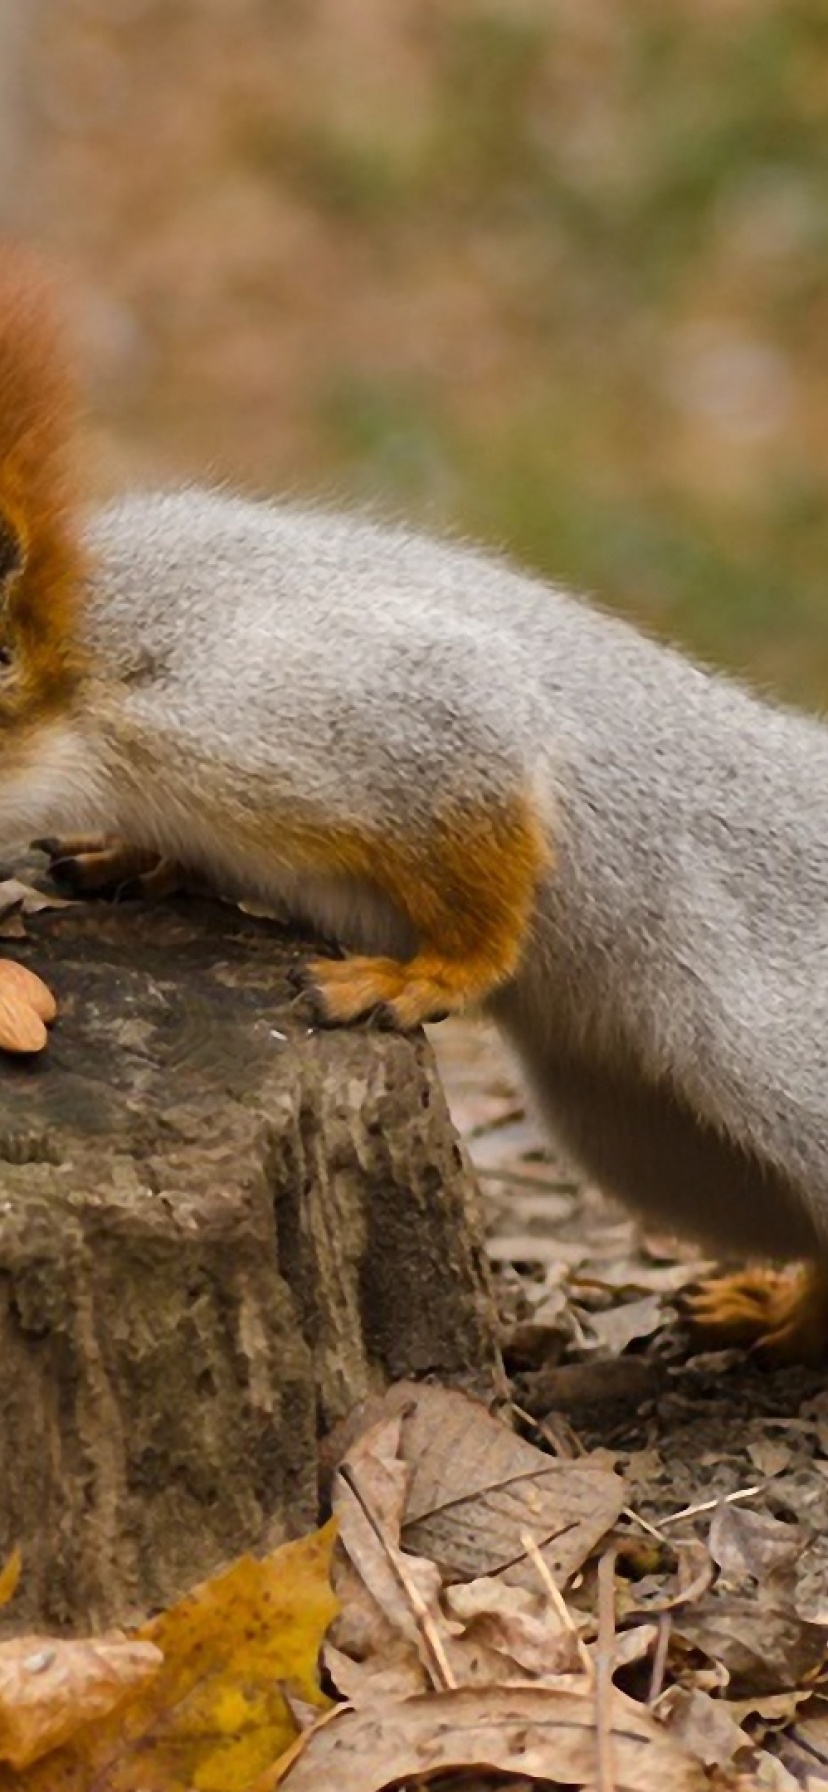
[595,1547,617,1792]
[510,1401,585,1459]
[621,1505,668,1542]
[520,1530,593,1677]
[475,1166,580,1194]
[338,1463,456,1691]
[659,1484,762,1527]
[647,1611,672,1704]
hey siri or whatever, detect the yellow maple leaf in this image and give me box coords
[0,1520,338,1792]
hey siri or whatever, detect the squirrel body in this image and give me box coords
[3,253,828,1355]
[20,490,828,1263]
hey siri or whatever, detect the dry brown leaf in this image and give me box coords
[586,1294,665,1354]
[657,1685,752,1769]
[675,1596,827,1698]
[709,1506,803,1586]
[0,1637,162,1770]
[727,1688,818,1730]
[0,880,73,919]
[610,1624,660,1671]
[374,1381,624,1588]
[330,1412,445,1694]
[487,1232,588,1267]
[331,1404,600,1703]
[777,1693,828,1779]
[444,1577,585,1681]
[747,1440,794,1479]
[271,1683,708,1791]
[595,1258,716,1295]
[621,1540,714,1617]
[745,1754,811,1790]
[792,1537,828,1627]
[323,1639,425,1708]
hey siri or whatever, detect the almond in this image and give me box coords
[0,960,57,1024]
[0,992,47,1054]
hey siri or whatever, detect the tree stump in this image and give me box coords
[0,892,500,1634]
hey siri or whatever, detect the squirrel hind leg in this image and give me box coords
[684,1262,828,1365]
[298,795,548,1031]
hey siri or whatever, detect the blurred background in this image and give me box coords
[5,0,828,700]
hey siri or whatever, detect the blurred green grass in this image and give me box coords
[305,4,828,704]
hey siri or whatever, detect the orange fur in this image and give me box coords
[299,796,549,1026]
[0,245,85,720]
[44,794,549,1028]
[685,1263,828,1364]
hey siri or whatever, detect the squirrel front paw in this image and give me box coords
[289,955,453,1030]
[35,834,183,902]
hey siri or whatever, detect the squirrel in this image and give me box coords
[2,248,828,1363]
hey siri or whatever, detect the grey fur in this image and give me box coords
[30,489,828,1262]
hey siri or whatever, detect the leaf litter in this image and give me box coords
[0,993,825,1786]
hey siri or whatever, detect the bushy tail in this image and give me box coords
[0,244,85,716]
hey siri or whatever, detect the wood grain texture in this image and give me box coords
[0,889,499,1633]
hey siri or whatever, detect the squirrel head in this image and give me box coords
[0,245,86,728]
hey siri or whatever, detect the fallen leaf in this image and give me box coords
[746,1751,812,1790]
[621,1541,714,1616]
[747,1440,794,1479]
[271,1683,708,1791]
[486,1233,588,1267]
[383,1381,625,1588]
[657,1685,751,1768]
[330,1412,601,1704]
[330,1412,444,1696]
[586,1294,666,1354]
[675,1596,827,1698]
[727,1688,818,1730]
[779,1693,828,1775]
[789,1535,828,1627]
[444,1577,585,1680]
[709,1506,803,1586]
[2,1523,338,1792]
[323,1640,424,1708]
[0,1638,162,1770]
[0,880,73,918]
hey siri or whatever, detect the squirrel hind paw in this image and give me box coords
[684,1264,828,1366]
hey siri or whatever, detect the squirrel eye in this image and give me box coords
[0,645,13,668]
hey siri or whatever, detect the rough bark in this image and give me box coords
[0,893,500,1633]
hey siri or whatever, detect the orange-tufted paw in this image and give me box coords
[684,1263,828,1365]
[291,952,463,1030]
